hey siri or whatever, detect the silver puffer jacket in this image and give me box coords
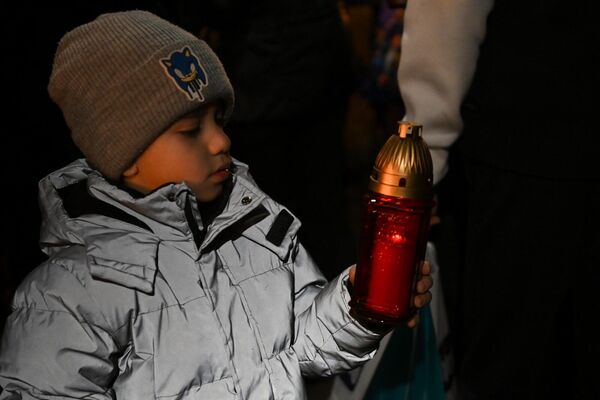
[0,159,381,400]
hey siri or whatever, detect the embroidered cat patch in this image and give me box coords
[160,47,207,101]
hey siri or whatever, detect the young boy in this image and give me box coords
[0,11,432,400]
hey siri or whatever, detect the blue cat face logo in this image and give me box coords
[160,47,207,101]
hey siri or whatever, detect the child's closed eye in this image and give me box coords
[179,125,202,137]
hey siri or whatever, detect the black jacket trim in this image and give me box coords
[266,210,294,247]
[58,180,153,233]
[201,204,270,254]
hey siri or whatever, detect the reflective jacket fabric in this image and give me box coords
[0,159,381,400]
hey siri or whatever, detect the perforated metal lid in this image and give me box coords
[368,121,433,199]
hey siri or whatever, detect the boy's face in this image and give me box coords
[122,105,232,202]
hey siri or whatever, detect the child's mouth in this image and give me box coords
[210,164,231,183]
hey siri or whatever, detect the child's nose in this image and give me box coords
[208,127,231,155]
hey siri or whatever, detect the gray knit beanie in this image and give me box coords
[48,10,234,180]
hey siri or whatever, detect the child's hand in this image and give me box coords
[407,261,433,328]
[348,265,357,286]
[348,261,433,329]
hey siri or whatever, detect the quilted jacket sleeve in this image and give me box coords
[0,262,119,400]
[290,242,383,377]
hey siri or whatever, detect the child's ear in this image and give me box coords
[122,164,139,178]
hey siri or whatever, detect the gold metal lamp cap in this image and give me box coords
[368,121,433,199]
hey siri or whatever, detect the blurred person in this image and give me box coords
[397,0,598,399]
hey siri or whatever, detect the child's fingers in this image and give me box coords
[407,312,420,328]
[414,291,432,308]
[416,275,433,293]
[421,260,431,275]
[348,265,356,286]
